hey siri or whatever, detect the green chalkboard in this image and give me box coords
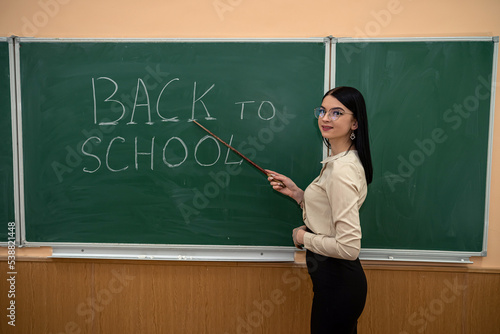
[0,38,14,243]
[19,39,326,246]
[336,40,495,253]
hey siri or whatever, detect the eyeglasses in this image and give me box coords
[314,107,353,121]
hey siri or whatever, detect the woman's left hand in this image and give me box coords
[292,225,307,249]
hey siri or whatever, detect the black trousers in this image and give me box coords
[306,250,367,334]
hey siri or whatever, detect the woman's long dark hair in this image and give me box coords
[322,86,373,184]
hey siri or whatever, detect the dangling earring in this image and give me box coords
[350,132,356,140]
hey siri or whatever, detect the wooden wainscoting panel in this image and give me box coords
[360,269,467,334]
[2,259,499,334]
[464,272,500,334]
[0,260,93,334]
[93,262,208,333]
[92,262,313,334]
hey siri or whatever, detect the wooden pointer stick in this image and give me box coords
[192,120,286,188]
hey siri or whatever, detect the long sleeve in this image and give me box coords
[302,151,367,260]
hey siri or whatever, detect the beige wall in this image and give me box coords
[1,0,499,269]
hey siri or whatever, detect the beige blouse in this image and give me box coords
[302,150,367,261]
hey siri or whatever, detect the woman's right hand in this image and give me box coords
[266,169,304,205]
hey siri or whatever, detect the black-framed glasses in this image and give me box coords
[314,107,353,121]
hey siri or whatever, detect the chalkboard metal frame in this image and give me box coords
[1,37,20,246]
[332,36,498,263]
[14,37,331,262]
[9,37,21,246]
[0,37,8,245]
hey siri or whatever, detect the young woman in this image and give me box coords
[267,86,373,334]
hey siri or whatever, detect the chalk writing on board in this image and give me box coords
[92,77,276,125]
[81,134,246,172]
[84,76,278,172]
[92,77,220,125]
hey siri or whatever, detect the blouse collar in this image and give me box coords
[321,150,358,164]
